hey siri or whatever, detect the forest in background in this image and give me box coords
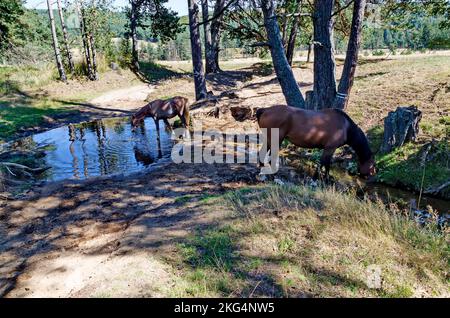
[1,0,450,68]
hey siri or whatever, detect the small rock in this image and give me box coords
[42,116,56,125]
[274,178,284,185]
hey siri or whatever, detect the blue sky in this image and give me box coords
[24,0,189,16]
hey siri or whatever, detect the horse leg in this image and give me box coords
[154,118,161,142]
[154,118,163,158]
[259,130,272,167]
[319,148,336,181]
[179,113,187,128]
[163,119,172,131]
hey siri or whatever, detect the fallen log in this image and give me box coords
[0,162,50,174]
[424,181,450,195]
[230,106,253,122]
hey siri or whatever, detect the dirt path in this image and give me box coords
[88,84,154,111]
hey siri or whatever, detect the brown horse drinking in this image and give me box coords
[131,96,190,133]
[256,105,376,178]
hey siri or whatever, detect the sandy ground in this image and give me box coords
[0,160,259,297]
[89,84,154,111]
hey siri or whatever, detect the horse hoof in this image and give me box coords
[256,173,267,182]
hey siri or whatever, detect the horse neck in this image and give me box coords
[142,103,156,118]
[347,123,372,164]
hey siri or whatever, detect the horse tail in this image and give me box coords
[182,98,190,128]
[255,108,267,123]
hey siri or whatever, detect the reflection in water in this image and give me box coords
[8,117,173,182]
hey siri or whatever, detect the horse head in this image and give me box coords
[131,114,143,128]
[131,104,150,128]
[359,156,376,179]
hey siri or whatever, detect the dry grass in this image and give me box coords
[346,54,450,139]
[173,183,449,298]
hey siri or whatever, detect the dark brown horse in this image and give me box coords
[256,105,376,178]
[131,96,190,133]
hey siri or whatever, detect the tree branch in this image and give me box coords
[181,0,237,27]
[198,0,237,26]
[332,0,355,17]
[249,42,270,47]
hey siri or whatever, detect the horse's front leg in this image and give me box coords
[318,148,336,181]
[154,118,161,138]
[163,119,172,131]
[178,114,187,128]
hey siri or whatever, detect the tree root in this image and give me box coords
[0,162,50,174]
[424,181,450,195]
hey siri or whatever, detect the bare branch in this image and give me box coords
[181,0,237,27]
[332,0,355,17]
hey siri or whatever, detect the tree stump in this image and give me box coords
[230,106,252,122]
[381,106,422,153]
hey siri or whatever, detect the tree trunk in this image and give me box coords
[47,0,67,82]
[209,0,226,73]
[306,35,313,63]
[201,0,214,74]
[261,0,305,108]
[130,0,139,71]
[88,31,99,80]
[56,0,74,74]
[77,1,94,80]
[286,0,302,66]
[333,0,366,110]
[281,8,288,49]
[311,0,336,110]
[188,0,207,100]
[88,1,99,80]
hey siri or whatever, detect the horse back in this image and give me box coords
[257,105,350,148]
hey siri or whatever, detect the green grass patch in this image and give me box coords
[174,226,245,296]
[179,225,236,270]
[138,61,185,83]
[0,99,77,142]
[376,141,450,195]
[0,64,57,95]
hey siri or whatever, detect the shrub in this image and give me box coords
[372,49,385,56]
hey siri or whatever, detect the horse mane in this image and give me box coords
[335,109,373,163]
[134,102,153,118]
